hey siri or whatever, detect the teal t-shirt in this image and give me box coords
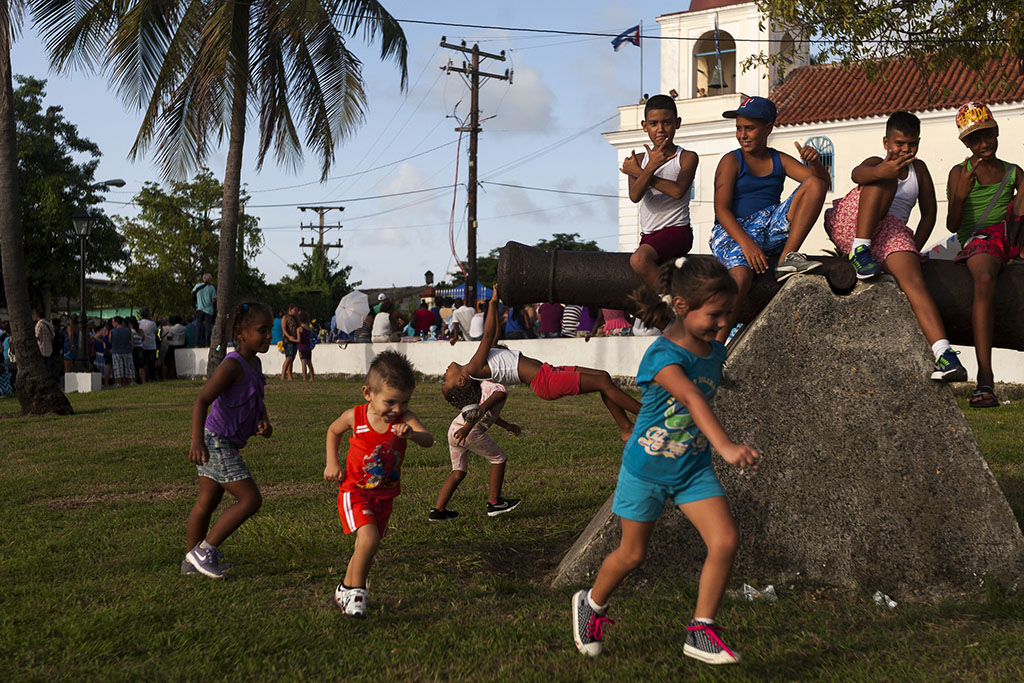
[193,282,216,315]
[622,337,726,486]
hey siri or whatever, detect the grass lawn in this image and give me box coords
[2,377,1023,680]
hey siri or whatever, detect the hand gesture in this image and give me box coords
[645,142,675,170]
[793,140,819,165]
[620,151,642,178]
[505,422,523,437]
[878,148,916,179]
[953,156,980,200]
[257,419,273,438]
[718,442,760,469]
[739,237,769,274]
[391,422,412,439]
[323,463,343,481]
[188,440,209,465]
[454,422,473,446]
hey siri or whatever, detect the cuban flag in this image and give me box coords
[611,25,640,51]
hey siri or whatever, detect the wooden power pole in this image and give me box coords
[298,205,344,261]
[439,37,511,307]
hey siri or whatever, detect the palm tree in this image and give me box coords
[0,2,73,415]
[43,1,408,372]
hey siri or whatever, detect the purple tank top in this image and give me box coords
[205,352,265,447]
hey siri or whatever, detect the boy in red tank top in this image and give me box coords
[324,350,434,617]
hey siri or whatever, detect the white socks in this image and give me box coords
[852,238,872,251]
[587,589,608,613]
[931,339,952,360]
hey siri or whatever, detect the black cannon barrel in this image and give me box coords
[496,240,1024,350]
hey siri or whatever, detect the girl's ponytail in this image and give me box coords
[630,256,686,330]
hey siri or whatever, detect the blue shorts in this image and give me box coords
[196,429,252,483]
[283,340,297,358]
[611,462,724,523]
[709,190,797,269]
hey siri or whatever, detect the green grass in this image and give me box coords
[2,379,1023,680]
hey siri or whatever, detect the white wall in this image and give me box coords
[175,337,1024,384]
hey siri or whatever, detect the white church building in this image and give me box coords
[604,0,1024,261]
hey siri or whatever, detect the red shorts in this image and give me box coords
[529,363,581,401]
[956,222,1021,264]
[638,225,693,263]
[337,489,395,537]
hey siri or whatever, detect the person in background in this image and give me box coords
[537,302,564,339]
[412,301,436,338]
[34,309,55,374]
[449,298,476,344]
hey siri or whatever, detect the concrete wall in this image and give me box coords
[174,337,1024,384]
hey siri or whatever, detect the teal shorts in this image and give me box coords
[611,462,725,522]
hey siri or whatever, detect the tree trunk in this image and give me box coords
[206,14,250,376]
[0,20,72,415]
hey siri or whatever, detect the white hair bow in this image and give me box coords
[674,256,687,268]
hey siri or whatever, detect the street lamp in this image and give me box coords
[72,208,92,372]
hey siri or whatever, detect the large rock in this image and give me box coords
[551,275,1024,598]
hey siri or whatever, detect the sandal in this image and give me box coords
[969,386,998,409]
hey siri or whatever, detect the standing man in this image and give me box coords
[192,273,216,347]
[138,308,158,383]
[281,303,300,381]
[34,309,55,374]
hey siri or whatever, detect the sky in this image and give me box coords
[11,1,689,290]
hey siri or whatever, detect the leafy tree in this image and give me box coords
[44,1,408,374]
[751,1,1024,74]
[271,247,359,320]
[1,76,126,311]
[535,232,602,252]
[116,170,263,317]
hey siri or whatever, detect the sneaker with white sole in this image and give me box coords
[849,244,881,280]
[931,348,968,382]
[180,559,198,575]
[775,251,821,282]
[185,544,224,579]
[572,589,614,656]
[486,497,521,517]
[684,621,740,665]
[334,586,369,618]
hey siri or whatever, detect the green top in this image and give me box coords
[951,161,1015,246]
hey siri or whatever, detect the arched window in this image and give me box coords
[693,30,737,97]
[804,136,834,192]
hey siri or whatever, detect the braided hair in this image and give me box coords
[630,255,737,329]
[230,301,273,341]
[442,379,483,414]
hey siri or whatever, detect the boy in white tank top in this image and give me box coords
[619,94,699,292]
[824,111,966,382]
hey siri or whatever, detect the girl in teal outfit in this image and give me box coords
[571,255,759,666]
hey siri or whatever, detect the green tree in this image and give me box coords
[117,170,263,317]
[751,1,1024,74]
[44,0,408,373]
[271,247,358,320]
[4,76,126,311]
[535,232,602,252]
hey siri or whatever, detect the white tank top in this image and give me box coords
[473,348,521,385]
[638,147,691,234]
[886,162,919,225]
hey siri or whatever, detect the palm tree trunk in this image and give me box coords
[0,16,72,415]
[206,12,250,376]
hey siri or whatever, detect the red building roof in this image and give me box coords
[771,54,1024,127]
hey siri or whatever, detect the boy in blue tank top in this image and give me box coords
[709,96,829,342]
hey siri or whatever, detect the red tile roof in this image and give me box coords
[771,54,1024,127]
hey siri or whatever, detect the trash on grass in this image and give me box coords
[872,590,897,609]
[742,583,778,603]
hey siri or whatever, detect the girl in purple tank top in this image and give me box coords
[183,301,274,579]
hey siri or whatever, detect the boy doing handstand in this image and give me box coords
[710,96,828,342]
[324,350,434,617]
[620,94,700,291]
[824,111,967,381]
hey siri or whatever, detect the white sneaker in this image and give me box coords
[334,586,369,618]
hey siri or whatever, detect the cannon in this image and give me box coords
[496,240,1024,350]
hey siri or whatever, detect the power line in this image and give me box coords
[241,184,458,208]
[480,181,617,199]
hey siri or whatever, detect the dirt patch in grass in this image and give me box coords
[38,480,324,510]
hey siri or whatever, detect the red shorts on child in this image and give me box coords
[337,489,394,537]
[639,225,693,263]
[529,363,581,401]
[955,221,1021,264]
[824,187,918,263]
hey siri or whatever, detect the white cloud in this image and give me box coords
[478,66,554,132]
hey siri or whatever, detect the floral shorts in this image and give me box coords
[824,186,918,263]
[709,190,796,269]
[956,221,1021,264]
[196,429,252,483]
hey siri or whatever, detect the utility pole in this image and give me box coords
[439,37,511,308]
[298,205,344,260]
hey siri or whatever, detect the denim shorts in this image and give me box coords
[196,429,252,483]
[611,462,724,522]
[283,340,297,358]
[710,190,796,269]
